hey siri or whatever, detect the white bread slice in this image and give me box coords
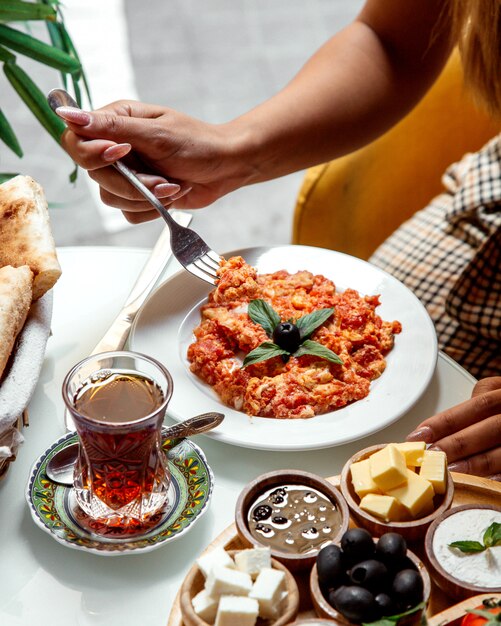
[0,175,61,300]
[0,265,33,380]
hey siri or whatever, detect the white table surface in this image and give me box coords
[0,246,477,626]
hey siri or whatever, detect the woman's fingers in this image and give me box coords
[471,376,501,397]
[447,445,501,478]
[407,385,501,443]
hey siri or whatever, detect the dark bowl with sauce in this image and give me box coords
[235,469,350,572]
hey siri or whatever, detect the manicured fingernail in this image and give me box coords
[102,143,131,162]
[168,186,192,202]
[488,474,501,482]
[153,182,181,198]
[448,461,467,473]
[428,444,443,452]
[406,426,433,443]
[55,106,91,125]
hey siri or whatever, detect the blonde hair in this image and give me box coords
[451,0,501,117]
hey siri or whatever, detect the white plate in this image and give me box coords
[130,245,437,451]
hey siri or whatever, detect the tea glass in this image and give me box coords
[62,351,173,526]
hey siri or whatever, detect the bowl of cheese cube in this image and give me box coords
[180,546,300,626]
[339,442,454,541]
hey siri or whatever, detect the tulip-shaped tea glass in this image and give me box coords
[62,351,173,526]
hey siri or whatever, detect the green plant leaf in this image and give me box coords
[248,299,281,338]
[296,307,334,339]
[483,522,501,548]
[0,43,16,62]
[293,339,343,364]
[69,163,78,183]
[0,107,23,157]
[449,540,486,553]
[243,342,289,367]
[45,20,67,88]
[3,61,65,144]
[0,24,80,72]
[0,1,56,22]
[363,602,425,626]
[57,20,92,105]
[0,173,19,184]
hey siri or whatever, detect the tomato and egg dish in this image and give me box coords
[187,257,401,419]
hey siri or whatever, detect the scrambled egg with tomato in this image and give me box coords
[187,257,401,419]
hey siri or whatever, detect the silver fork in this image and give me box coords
[47,88,222,285]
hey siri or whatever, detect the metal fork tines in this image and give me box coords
[47,88,222,286]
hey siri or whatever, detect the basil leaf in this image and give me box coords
[483,522,501,548]
[294,339,343,364]
[449,540,486,553]
[247,299,280,338]
[243,342,289,367]
[363,602,425,626]
[296,307,334,339]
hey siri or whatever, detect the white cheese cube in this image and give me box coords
[234,548,271,579]
[197,547,235,579]
[191,588,219,623]
[215,595,259,626]
[205,565,253,599]
[249,567,286,620]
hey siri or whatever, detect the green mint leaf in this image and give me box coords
[247,299,281,338]
[294,339,343,364]
[296,307,334,339]
[449,540,486,553]
[243,342,289,367]
[483,522,501,548]
[363,603,425,626]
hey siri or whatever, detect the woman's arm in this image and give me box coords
[58,0,453,217]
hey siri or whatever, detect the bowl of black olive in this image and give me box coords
[310,528,431,625]
[235,469,350,572]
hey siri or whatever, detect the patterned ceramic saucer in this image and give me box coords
[26,430,214,555]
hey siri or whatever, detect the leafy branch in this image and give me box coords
[0,0,91,182]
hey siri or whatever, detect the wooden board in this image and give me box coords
[168,472,501,626]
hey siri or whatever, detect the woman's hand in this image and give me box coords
[407,377,501,479]
[57,101,254,222]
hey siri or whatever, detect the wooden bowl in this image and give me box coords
[180,550,300,626]
[235,469,350,572]
[340,444,454,541]
[424,503,501,600]
[287,620,342,625]
[310,545,431,625]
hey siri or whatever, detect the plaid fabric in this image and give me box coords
[370,134,501,379]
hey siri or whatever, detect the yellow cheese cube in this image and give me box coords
[350,459,382,498]
[359,493,404,522]
[419,450,447,494]
[394,442,426,467]
[369,445,408,491]
[386,468,435,518]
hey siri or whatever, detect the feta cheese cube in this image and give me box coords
[249,567,286,620]
[234,548,271,579]
[205,565,253,599]
[215,595,258,626]
[191,588,219,623]
[197,547,235,579]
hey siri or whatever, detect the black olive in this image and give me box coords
[392,569,424,610]
[252,505,272,522]
[317,543,345,588]
[272,322,301,353]
[375,593,395,616]
[376,533,407,567]
[349,559,389,593]
[340,528,375,563]
[330,585,378,623]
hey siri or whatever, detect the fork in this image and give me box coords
[47,88,222,285]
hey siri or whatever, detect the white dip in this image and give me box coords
[432,508,501,588]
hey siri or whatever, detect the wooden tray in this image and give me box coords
[168,472,501,625]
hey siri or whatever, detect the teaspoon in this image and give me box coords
[45,412,224,486]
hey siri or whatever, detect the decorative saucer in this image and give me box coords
[26,430,214,555]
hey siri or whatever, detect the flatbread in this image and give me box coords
[0,265,33,380]
[0,175,61,300]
